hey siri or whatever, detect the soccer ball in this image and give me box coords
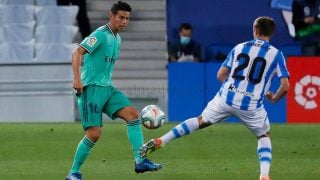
[140,105,166,129]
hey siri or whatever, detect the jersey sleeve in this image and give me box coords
[79,31,104,54]
[275,51,290,78]
[221,48,234,69]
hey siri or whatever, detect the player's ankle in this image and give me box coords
[259,175,270,180]
[154,138,163,148]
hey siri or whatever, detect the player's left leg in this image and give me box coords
[236,108,272,180]
[104,87,161,173]
[116,106,162,173]
[116,106,146,163]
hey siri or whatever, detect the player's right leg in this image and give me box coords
[140,97,230,158]
[66,127,100,180]
[258,134,272,180]
[66,86,106,180]
[139,117,202,157]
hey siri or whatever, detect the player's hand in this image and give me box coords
[265,91,275,103]
[304,17,315,24]
[73,79,83,95]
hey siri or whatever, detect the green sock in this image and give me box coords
[127,119,144,163]
[70,136,95,174]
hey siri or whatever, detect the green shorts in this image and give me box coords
[77,85,132,130]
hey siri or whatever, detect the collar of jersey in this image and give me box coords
[106,23,118,39]
[255,38,269,43]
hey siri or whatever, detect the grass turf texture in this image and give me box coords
[0,123,319,180]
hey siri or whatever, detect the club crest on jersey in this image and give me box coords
[87,37,97,47]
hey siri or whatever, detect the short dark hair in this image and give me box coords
[254,16,276,37]
[111,1,132,14]
[179,23,192,32]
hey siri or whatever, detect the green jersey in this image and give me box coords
[79,24,121,87]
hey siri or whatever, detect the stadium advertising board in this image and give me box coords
[287,57,320,123]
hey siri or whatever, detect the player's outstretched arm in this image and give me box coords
[266,78,290,103]
[72,46,87,93]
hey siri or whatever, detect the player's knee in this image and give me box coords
[86,127,101,142]
[130,109,140,120]
[257,132,270,139]
[198,116,211,129]
[124,107,140,120]
[117,106,140,121]
[88,131,101,142]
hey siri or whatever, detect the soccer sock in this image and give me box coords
[127,119,144,163]
[257,137,272,176]
[70,136,95,174]
[160,117,199,145]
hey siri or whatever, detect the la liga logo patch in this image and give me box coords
[294,75,320,110]
[86,37,97,47]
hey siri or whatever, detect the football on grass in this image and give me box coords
[140,105,166,129]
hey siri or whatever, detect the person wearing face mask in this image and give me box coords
[168,23,201,62]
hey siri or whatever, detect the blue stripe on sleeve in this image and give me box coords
[222,49,234,69]
[277,52,290,78]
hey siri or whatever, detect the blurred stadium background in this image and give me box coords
[0,0,319,179]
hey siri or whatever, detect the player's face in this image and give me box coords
[109,10,130,32]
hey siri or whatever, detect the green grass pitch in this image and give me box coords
[0,123,319,180]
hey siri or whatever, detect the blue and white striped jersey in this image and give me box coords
[218,39,290,110]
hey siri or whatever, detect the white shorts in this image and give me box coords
[201,96,270,137]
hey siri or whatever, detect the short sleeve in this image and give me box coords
[79,31,105,54]
[276,51,290,78]
[221,48,234,69]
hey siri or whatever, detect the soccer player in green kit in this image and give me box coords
[66,1,162,179]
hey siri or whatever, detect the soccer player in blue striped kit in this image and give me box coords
[140,16,290,180]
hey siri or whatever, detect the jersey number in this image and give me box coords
[232,53,266,84]
[89,103,99,114]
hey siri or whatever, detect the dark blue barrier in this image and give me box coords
[168,62,287,123]
[205,62,222,102]
[167,0,293,57]
[264,76,287,123]
[168,63,206,121]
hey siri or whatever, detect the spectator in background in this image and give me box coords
[57,0,91,39]
[168,23,201,62]
[292,0,320,56]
